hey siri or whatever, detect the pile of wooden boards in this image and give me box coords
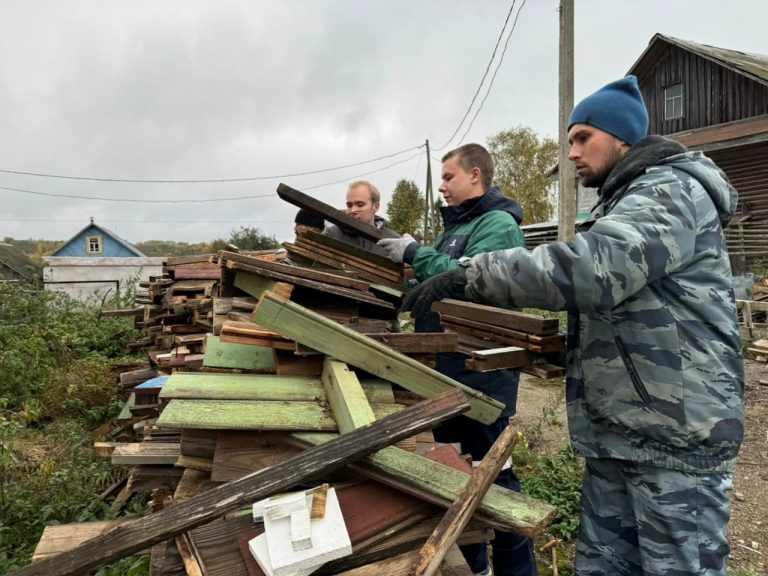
[26,184,567,576]
[747,339,768,363]
[737,276,768,339]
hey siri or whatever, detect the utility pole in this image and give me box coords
[424,139,433,242]
[557,0,576,241]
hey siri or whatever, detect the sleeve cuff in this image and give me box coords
[402,242,420,264]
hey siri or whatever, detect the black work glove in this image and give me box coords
[402,266,468,318]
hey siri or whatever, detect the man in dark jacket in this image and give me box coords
[378,143,536,576]
[402,77,744,576]
[323,180,394,256]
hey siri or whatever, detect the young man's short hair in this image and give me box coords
[441,143,494,192]
[348,180,381,205]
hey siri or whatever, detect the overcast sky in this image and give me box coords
[1,0,766,245]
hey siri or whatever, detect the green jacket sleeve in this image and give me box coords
[411,210,525,282]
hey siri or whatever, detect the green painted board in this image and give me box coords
[234,271,283,299]
[293,432,555,536]
[159,372,394,404]
[157,399,402,431]
[322,358,377,432]
[202,335,276,371]
[117,393,135,421]
[253,294,503,424]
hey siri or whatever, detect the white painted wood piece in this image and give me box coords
[290,509,312,551]
[248,535,315,576]
[253,487,351,576]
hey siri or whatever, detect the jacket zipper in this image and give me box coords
[614,336,652,405]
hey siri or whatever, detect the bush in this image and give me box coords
[0,284,137,404]
[0,419,131,573]
[522,446,584,541]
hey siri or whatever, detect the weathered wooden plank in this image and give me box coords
[234,270,293,300]
[32,521,144,561]
[519,363,566,379]
[220,250,372,292]
[253,293,503,424]
[277,183,399,242]
[211,432,303,482]
[187,515,252,576]
[303,229,403,271]
[233,265,395,310]
[159,372,394,404]
[322,358,377,433]
[464,346,534,372]
[365,332,458,354]
[111,442,181,466]
[290,432,556,536]
[409,425,519,575]
[432,299,559,336]
[12,389,470,576]
[319,517,490,575]
[202,335,276,371]
[441,317,565,354]
[336,543,472,575]
[156,399,401,431]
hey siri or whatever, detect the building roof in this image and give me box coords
[629,33,768,87]
[0,243,40,282]
[52,219,145,257]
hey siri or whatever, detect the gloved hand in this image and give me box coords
[377,234,419,264]
[403,266,468,318]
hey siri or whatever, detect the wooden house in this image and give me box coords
[524,34,768,273]
[628,33,768,274]
[44,219,164,302]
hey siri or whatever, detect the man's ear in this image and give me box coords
[471,167,482,185]
[373,202,380,213]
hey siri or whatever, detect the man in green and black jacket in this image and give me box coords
[378,143,536,576]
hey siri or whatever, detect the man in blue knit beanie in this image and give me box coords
[400,76,743,575]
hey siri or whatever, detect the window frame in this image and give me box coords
[664,83,684,120]
[86,235,103,254]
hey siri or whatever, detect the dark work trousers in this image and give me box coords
[433,414,538,576]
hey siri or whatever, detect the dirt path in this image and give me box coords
[512,361,768,574]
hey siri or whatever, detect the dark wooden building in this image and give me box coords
[628,34,768,274]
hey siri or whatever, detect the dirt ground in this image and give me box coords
[513,360,768,574]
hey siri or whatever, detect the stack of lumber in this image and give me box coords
[747,339,768,362]
[22,185,568,575]
[29,293,557,576]
[736,276,768,339]
[431,299,566,378]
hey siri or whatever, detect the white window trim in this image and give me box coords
[664,83,684,120]
[86,235,103,254]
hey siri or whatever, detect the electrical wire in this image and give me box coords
[432,0,517,152]
[0,151,422,203]
[0,144,424,184]
[458,0,528,145]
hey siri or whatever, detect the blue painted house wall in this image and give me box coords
[52,223,144,257]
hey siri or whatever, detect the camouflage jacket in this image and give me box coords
[465,136,744,472]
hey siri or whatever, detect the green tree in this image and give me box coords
[487,126,559,225]
[386,179,424,236]
[211,225,279,252]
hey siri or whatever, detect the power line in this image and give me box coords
[458,0,528,144]
[0,218,292,224]
[0,151,422,204]
[432,0,518,152]
[0,184,275,203]
[0,144,424,184]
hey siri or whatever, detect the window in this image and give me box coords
[664,83,684,120]
[86,235,102,254]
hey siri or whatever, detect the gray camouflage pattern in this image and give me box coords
[465,141,744,473]
[577,458,732,575]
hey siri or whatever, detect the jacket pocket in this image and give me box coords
[615,335,652,405]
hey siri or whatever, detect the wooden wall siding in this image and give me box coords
[709,142,768,273]
[638,45,768,136]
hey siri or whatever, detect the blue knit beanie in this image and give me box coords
[568,76,648,146]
